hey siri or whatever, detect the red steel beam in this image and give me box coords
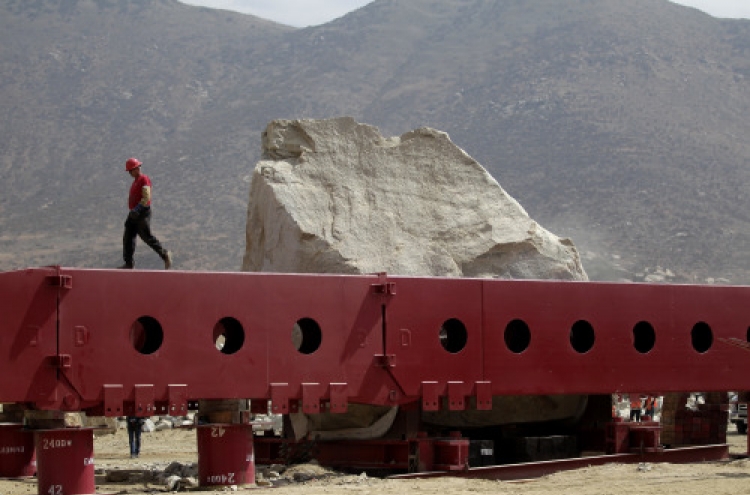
[1,267,749,412]
[389,444,730,481]
[253,435,470,472]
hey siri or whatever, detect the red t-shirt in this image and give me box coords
[128,174,152,210]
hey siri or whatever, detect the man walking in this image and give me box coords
[126,416,145,458]
[120,157,172,269]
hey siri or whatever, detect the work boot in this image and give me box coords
[118,262,134,269]
[162,250,172,270]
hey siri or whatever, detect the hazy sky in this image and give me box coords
[178,0,750,27]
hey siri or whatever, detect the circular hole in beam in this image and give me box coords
[213,317,245,355]
[633,321,656,354]
[130,316,163,355]
[293,317,322,355]
[504,319,531,354]
[691,321,713,354]
[439,318,468,354]
[570,320,595,354]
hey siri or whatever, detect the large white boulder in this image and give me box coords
[243,117,589,436]
[243,117,587,280]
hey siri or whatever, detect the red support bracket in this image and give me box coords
[422,381,441,411]
[629,423,662,453]
[474,381,492,410]
[302,383,323,414]
[134,384,155,417]
[46,274,73,289]
[329,383,348,413]
[372,272,397,296]
[270,383,290,414]
[168,384,188,416]
[374,354,396,368]
[48,354,72,369]
[103,384,124,417]
[414,436,436,472]
[447,381,466,411]
[434,435,470,471]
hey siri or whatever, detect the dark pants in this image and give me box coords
[127,420,142,456]
[630,408,641,422]
[123,208,166,265]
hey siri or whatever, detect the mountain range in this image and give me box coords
[1,0,748,283]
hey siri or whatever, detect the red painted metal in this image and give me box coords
[1,267,749,485]
[196,424,255,487]
[2,268,749,413]
[0,423,36,478]
[254,434,470,472]
[480,280,750,395]
[383,277,485,410]
[605,419,631,454]
[34,428,95,495]
[42,268,395,412]
[312,439,413,470]
[0,268,60,407]
[433,435,470,471]
[605,419,663,454]
[390,444,730,481]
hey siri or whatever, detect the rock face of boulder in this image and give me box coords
[243,117,589,436]
[243,117,587,280]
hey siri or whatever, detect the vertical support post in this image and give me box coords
[738,391,750,457]
[0,423,36,478]
[413,433,435,472]
[433,432,470,471]
[34,428,95,495]
[196,424,255,488]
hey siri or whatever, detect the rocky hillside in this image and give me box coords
[1,0,749,282]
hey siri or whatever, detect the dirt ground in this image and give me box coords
[2,425,750,495]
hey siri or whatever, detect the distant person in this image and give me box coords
[612,394,623,419]
[629,394,643,422]
[126,416,145,458]
[120,158,172,269]
[644,396,656,419]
